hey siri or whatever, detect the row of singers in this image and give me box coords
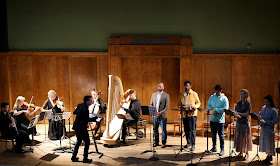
[149,81,278,165]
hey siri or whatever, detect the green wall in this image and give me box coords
[7,0,280,52]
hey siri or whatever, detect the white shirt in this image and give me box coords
[156,91,163,112]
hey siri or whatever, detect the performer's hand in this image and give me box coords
[157,112,161,117]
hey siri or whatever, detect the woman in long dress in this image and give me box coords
[13,96,40,135]
[42,90,66,140]
[258,95,278,165]
[233,89,253,160]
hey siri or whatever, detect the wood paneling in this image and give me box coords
[0,55,9,103]
[0,37,279,128]
[70,57,97,110]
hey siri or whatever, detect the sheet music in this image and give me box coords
[148,105,157,117]
[63,112,71,120]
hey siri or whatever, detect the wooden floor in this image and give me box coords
[0,124,279,166]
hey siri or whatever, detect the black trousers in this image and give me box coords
[183,116,197,145]
[3,128,30,151]
[72,131,90,159]
[121,119,138,141]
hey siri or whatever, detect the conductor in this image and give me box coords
[71,96,97,163]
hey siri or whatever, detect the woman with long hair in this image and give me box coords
[233,89,253,160]
[258,95,278,165]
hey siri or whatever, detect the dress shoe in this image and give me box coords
[210,147,217,152]
[71,157,79,162]
[153,143,159,147]
[191,145,195,151]
[219,149,224,156]
[244,153,249,160]
[184,144,190,148]
[161,144,166,148]
[83,159,92,163]
[262,158,272,165]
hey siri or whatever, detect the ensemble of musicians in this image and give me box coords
[0,78,278,165]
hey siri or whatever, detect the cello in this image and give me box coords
[88,90,103,131]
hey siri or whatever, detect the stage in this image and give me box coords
[0,124,279,166]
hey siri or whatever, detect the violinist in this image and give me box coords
[13,96,40,136]
[0,102,31,153]
[42,90,66,140]
[89,89,107,137]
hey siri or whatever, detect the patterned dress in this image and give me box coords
[259,106,278,156]
[234,101,253,153]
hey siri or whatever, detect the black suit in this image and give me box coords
[0,111,30,152]
[72,103,97,160]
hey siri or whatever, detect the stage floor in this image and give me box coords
[0,124,279,166]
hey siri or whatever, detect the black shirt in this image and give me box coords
[124,98,141,121]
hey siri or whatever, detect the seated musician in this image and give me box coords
[121,89,141,144]
[0,102,31,153]
[90,89,107,137]
[71,96,97,163]
[13,96,40,136]
[42,90,66,140]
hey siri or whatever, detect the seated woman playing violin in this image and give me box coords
[13,96,40,136]
[42,90,66,140]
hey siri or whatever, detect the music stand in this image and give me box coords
[146,106,159,161]
[53,112,69,153]
[172,105,191,158]
[27,115,40,153]
[88,113,104,159]
[40,109,52,142]
[248,113,261,165]
[199,108,220,161]
[141,106,153,154]
[224,109,239,165]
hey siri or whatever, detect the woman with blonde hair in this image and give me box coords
[13,96,40,135]
[233,89,253,160]
[42,90,66,140]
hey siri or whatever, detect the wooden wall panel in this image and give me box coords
[162,58,180,123]
[71,57,97,111]
[248,57,275,118]
[142,58,162,121]
[0,56,9,103]
[8,55,34,107]
[121,57,143,103]
[204,57,232,124]
[191,56,205,126]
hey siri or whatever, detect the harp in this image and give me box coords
[101,75,131,145]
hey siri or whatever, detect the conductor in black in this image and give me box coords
[71,96,97,163]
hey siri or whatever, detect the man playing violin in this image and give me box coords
[42,90,66,140]
[178,80,201,151]
[0,102,31,153]
[13,96,40,136]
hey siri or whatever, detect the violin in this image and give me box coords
[52,96,64,109]
[21,102,36,110]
